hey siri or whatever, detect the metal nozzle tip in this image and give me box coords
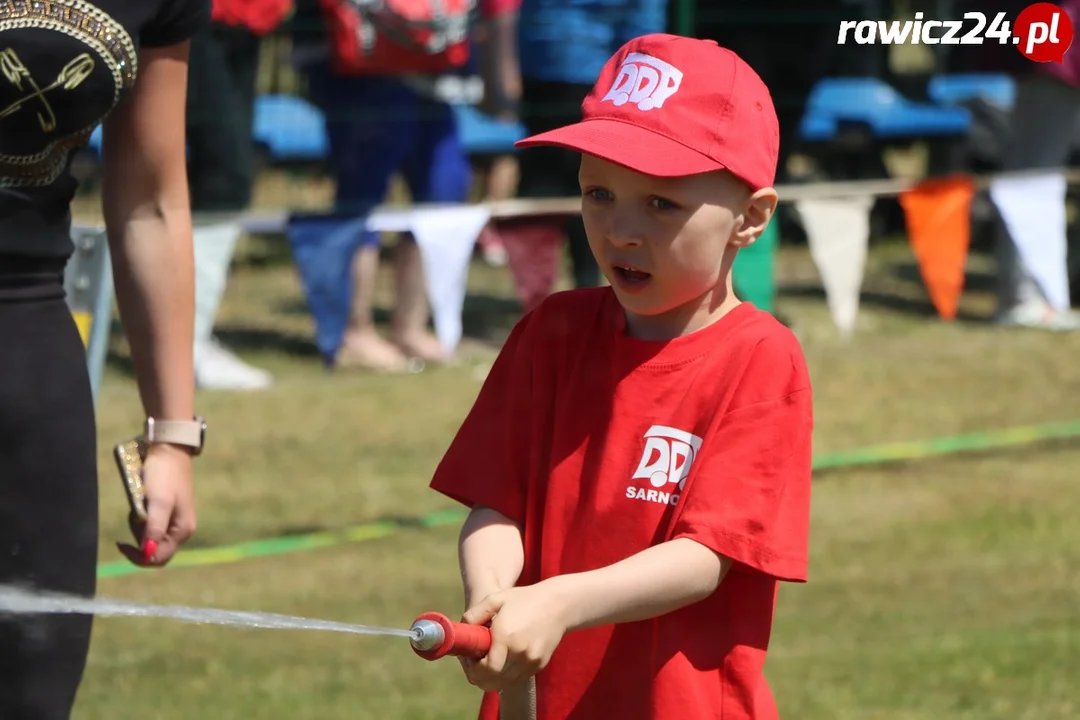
[409,619,444,652]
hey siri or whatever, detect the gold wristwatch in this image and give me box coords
[144,416,207,456]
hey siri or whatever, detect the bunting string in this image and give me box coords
[68,166,1077,352]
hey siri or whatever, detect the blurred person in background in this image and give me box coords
[979,0,1080,329]
[472,151,517,269]
[288,0,516,372]
[0,0,208,713]
[483,0,670,311]
[693,1,858,184]
[186,0,292,390]
[471,2,523,270]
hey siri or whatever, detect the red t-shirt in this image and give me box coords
[430,287,814,720]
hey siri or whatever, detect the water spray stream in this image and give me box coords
[0,584,416,639]
[0,585,490,660]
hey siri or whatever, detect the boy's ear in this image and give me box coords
[731,188,779,248]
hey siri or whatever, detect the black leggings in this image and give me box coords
[0,257,99,719]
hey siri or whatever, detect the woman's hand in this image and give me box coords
[116,443,197,567]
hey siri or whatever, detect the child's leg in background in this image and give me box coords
[310,70,419,370]
[185,23,272,390]
[396,92,475,361]
[475,154,518,267]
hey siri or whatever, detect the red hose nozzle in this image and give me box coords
[409,612,491,661]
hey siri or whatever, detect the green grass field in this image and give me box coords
[73,228,1080,719]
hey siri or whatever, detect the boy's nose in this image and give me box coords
[606,214,644,248]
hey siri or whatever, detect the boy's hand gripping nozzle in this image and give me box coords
[409,612,491,661]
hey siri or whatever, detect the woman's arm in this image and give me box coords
[101,41,198,567]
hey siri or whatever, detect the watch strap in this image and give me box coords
[145,417,205,454]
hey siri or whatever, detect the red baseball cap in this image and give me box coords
[515,33,780,190]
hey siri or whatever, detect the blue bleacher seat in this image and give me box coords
[451,103,527,156]
[253,94,328,163]
[84,96,522,166]
[799,77,972,142]
[927,73,1015,110]
[82,96,328,164]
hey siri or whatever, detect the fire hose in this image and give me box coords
[408,611,492,660]
[409,612,537,720]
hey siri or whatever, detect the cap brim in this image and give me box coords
[514,118,724,178]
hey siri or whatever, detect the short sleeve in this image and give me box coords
[671,331,814,583]
[429,311,536,524]
[141,0,212,48]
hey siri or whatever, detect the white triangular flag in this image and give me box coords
[367,207,418,234]
[796,197,873,337]
[989,173,1071,311]
[409,206,491,355]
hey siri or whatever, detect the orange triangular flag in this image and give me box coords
[898,175,976,320]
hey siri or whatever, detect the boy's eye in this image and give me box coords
[650,196,678,211]
[584,187,613,202]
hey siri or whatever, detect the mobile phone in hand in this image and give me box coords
[113,437,149,522]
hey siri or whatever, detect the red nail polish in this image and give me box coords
[142,539,158,562]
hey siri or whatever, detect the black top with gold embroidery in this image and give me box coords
[0,0,210,258]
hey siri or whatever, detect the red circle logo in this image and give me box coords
[1014,2,1075,63]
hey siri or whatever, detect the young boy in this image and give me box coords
[429,33,814,720]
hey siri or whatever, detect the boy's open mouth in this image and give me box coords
[613,264,651,284]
